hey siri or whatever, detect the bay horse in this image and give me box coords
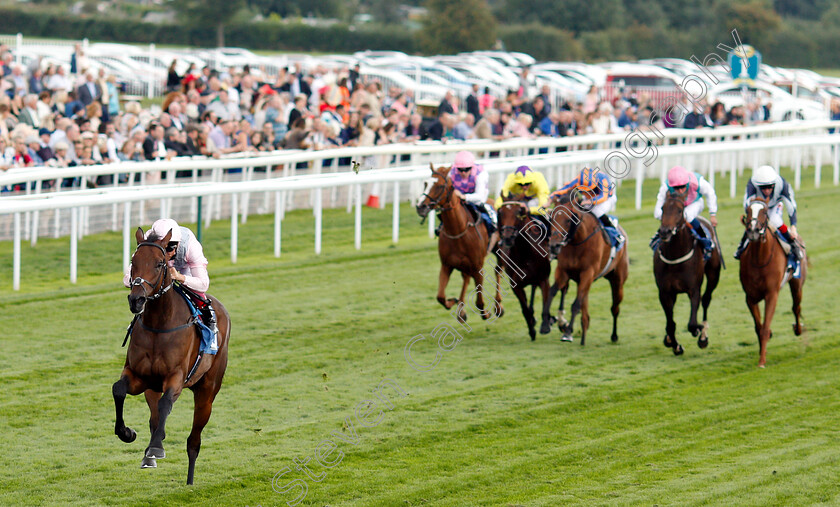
[416,165,504,322]
[739,197,806,367]
[548,193,629,345]
[653,194,722,356]
[497,193,554,340]
[113,227,230,484]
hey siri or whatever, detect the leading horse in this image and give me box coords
[739,197,806,367]
[653,194,722,356]
[113,227,230,484]
[416,165,504,322]
[548,193,629,345]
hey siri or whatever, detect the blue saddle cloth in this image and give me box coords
[774,231,802,278]
[174,285,217,355]
[465,202,496,234]
[603,215,626,251]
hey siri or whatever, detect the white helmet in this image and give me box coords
[751,165,778,187]
[146,218,181,243]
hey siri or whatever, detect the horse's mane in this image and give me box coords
[146,232,162,242]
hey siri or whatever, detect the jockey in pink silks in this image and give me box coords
[123,218,219,351]
[651,166,718,259]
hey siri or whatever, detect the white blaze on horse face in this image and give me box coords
[749,202,764,222]
[417,178,437,206]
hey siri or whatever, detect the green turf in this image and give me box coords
[1,164,839,506]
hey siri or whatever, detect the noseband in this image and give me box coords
[130,242,173,305]
[499,202,529,245]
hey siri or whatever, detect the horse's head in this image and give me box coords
[416,164,453,218]
[127,227,173,315]
[548,192,581,258]
[743,197,769,242]
[659,194,686,243]
[497,192,530,250]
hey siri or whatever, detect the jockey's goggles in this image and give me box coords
[457,166,473,172]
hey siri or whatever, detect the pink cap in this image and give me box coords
[452,151,475,169]
[667,166,689,187]
[147,218,181,243]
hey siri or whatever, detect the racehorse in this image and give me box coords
[497,193,554,340]
[113,227,230,484]
[739,197,806,367]
[416,164,504,322]
[653,194,722,355]
[548,193,629,345]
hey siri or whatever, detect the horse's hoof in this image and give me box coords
[663,335,674,348]
[698,337,709,349]
[117,427,136,443]
[145,447,165,459]
[495,305,504,318]
[561,334,574,343]
[673,344,684,356]
[611,334,619,343]
[141,456,157,468]
[540,321,552,334]
[793,324,803,336]
[529,329,536,341]
[758,363,766,369]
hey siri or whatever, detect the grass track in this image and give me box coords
[0,164,839,506]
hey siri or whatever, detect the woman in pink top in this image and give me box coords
[123,218,219,351]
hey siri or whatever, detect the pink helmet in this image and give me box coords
[452,151,476,169]
[147,218,181,243]
[667,166,690,187]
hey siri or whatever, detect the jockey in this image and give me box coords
[551,166,624,248]
[651,165,717,258]
[734,164,801,262]
[123,218,219,352]
[445,150,496,234]
[490,165,551,251]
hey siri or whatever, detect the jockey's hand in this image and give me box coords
[169,267,185,283]
[710,215,718,227]
[789,225,798,239]
[454,190,464,200]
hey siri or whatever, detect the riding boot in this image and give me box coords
[690,219,713,260]
[733,230,749,260]
[598,215,624,248]
[780,230,803,263]
[487,231,500,253]
[202,302,219,352]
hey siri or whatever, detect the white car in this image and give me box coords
[707,81,826,121]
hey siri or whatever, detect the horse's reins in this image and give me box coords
[499,201,539,248]
[123,242,195,346]
[426,180,483,241]
[657,199,702,265]
[746,201,775,269]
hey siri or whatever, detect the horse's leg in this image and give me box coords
[493,261,505,318]
[606,271,624,343]
[144,377,184,465]
[539,277,553,335]
[553,270,570,331]
[659,289,682,355]
[512,284,535,340]
[145,390,161,438]
[455,272,471,322]
[436,264,456,310]
[687,286,702,338]
[790,278,805,336]
[473,269,489,320]
[186,382,220,485]
[576,274,594,346]
[758,291,779,368]
[113,368,146,444]
[699,263,721,348]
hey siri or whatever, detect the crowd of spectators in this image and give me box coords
[0,45,800,192]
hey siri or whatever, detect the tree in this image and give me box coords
[500,0,626,35]
[246,0,346,19]
[717,1,782,50]
[417,0,497,54]
[176,0,247,47]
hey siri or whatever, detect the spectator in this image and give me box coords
[166,60,181,93]
[452,112,475,141]
[403,112,427,141]
[47,65,71,93]
[281,117,311,150]
[64,90,84,118]
[77,72,101,106]
[142,123,168,161]
[18,94,40,128]
[164,127,189,157]
[427,112,456,141]
[208,119,242,155]
[466,84,481,121]
[438,90,456,116]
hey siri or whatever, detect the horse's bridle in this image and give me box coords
[550,205,582,248]
[422,178,454,212]
[498,201,530,247]
[746,200,769,238]
[130,242,173,305]
[660,197,687,244]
